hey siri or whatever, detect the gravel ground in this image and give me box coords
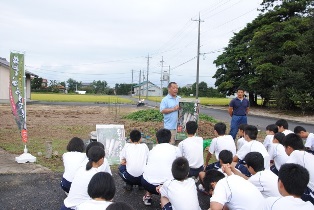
[0,170,211,210]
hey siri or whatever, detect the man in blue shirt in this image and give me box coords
[228,88,250,139]
[160,82,181,144]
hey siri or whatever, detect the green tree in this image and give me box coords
[115,83,133,95]
[31,77,43,90]
[67,78,81,93]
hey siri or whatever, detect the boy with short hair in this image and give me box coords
[236,124,247,151]
[284,133,314,204]
[178,121,204,177]
[275,119,293,135]
[294,126,314,153]
[119,129,149,191]
[263,163,313,209]
[269,132,288,175]
[233,125,270,175]
[231,152,280,198]
[264,124,278,153]
[205,122,236,170]
[158,157,201,210]
[141,129,180,206]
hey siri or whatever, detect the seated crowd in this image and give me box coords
[60,118,314,210]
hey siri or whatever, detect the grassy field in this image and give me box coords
[31,93,133,104]
[147,96,262,106]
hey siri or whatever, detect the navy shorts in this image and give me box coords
[188,166,204,177]
[118,165,142,186]
[162,202,172,210]
[60,177,72,193]
[140,176,159,195]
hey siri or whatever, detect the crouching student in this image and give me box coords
[76,172,115,209]
[61,137,86,194]
[157,157,201,210]
[178,121,204,178]
[269,132,288,175]
[141,129,180,206]
[118,129,149,191]
[263,163,313,209]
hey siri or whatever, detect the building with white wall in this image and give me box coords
[133,81,162,97]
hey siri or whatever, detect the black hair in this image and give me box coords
[237,87,245,92]
[156,128,171,144]
[219,150,233,164]
[283,133,305,150]
[130,129,141,142]
[266,124,278,133]
[86,141,105,157]
[107,202,135,210]
[66,137,85,152]
[274,132,285,145]
[243,152,264,172]
[168,82,177,88]
[244,125,258,140]
[203,170,225,192]
[294,126,306,134]
[186,121,198,135]
[214,122,226,135]
[275,119,289,129]
[238,124,247,131]
[86,146,105,170]
[171,157,189,181]
[278,163,309,197]
[88,172,116,201]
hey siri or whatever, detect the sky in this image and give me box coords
[0,0,263,88]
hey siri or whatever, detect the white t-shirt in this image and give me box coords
[76,199,112,210]
[236,137,246,151]
[62,152,87,182]
[305,133,314,151]
[81,157,112,175]
[236,140,270,169]
[119,143,149,177]
[178,136,204,168]
[64,167,100,208]
[211,174,264,210]
[268,143,288,170]
[286,150,314,191]
[143,143,180,185]
[262,196,314,210]
[263,135,274,154]
[209,135,236,160]
[160,178,201,210]
[282,129,293,135]
[248,170,281,198]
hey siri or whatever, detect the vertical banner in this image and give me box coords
[9,52,27,143]
[176,99,200,140]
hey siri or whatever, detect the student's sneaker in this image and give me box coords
[197,184,209,195]
[123,183,133,191]
[143,195,152,206]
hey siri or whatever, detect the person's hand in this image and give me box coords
[221,163,232,176]
[156,185,162,194]
[120,159,126,165]
[173,105,179,111]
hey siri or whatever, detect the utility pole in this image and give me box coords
[139,70,141,100]
[146,54,151,99]
[168,65,171,84]
[131,69,134,95]
[192,13,204,99]
[160,56,164,97]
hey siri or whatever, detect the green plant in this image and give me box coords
[199,114,218,123]
[123,109,163,122]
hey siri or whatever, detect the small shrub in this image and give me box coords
[199,114,218,123]
[123,109,163,122]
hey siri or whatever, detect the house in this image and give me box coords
[133,81,162,97]
[0,57,37,101]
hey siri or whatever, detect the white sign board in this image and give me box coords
[96,124,125,165]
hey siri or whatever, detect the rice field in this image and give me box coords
[31,93,133,103]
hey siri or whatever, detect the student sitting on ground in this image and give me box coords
[178,121,204,178]
[118,129,149,191]
[203,169,264,210]
[61,137,86,194]
[236,124,247,151]
[61,146,105,210]
[157,157,201,210]
[233,125,270,177]
[269,132,288,175]
[107,202,135,210]
[294,125,314,154]
[76,172,115,210]
[284,133,314,205]
[263,124,278,154]
[231,152,280,198]
[275,119,293,135]
[263,163,313,210]
[141,129,180,206]
[205,122,236,171]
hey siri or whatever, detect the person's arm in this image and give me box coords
[246,107,249,115]
[161,105,179,114]
[204,151,212,167]
[228,107,233,117]
[232,155,239,163]
[210,202,225,210]
[229,162,248,180]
